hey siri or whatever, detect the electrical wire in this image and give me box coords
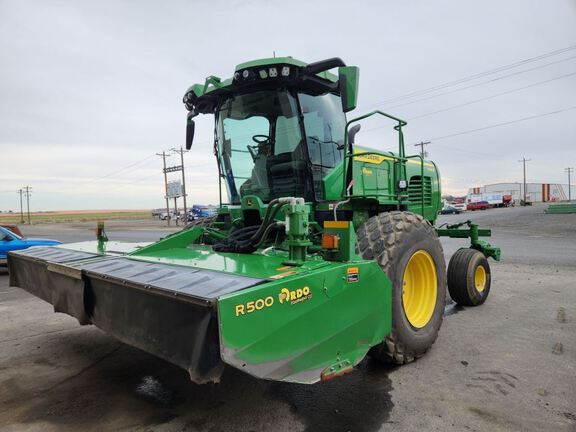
[86,154,157,183]
[363,44,576,108]
[358,71,576,139]
[363,55,576,112]
[426,105,576,142]
[410,71,576,121]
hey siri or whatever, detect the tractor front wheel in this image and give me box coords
[358,211,447,364]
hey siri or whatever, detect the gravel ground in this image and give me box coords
[0,204,574,431]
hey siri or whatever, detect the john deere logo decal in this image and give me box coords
[279,286,312,305]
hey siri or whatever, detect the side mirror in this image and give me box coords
[186,115,195,150]
[348,124,361,146]
[338,66,360,113]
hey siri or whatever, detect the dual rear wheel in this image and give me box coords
[357,211,491,365]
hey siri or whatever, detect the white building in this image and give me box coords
[468,182,573,203]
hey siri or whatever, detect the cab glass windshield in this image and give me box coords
[217,90,305,203]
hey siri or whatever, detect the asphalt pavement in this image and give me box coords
[0,205,574,431]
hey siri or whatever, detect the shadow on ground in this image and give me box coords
[4,333,394,432]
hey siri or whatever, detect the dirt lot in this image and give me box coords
[0,210,152,224]
[0,204,574,431]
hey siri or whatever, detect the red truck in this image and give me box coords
[467,201,490,211]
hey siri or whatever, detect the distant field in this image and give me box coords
[0,210,151,224]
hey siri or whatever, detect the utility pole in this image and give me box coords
[23,186,32,224]
[518,157,531,204]
[171,147,188,217]
[17,189,24,224]
[414,141,431,159]
[565,167,574,201]
[156,152,171,226]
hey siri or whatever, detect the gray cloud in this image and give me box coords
[1,0,575,210]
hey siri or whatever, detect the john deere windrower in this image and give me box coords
[9,57,500,384]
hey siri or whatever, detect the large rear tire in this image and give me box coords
[357,211,447,364]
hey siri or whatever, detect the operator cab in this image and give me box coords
[217,90,346,204]
[183,57,359,205]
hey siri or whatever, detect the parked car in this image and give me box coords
[0,226,61,265]
[440,205,461,215]
[159,211,179,221]
[452,203,467,212]
[467,201,490,211]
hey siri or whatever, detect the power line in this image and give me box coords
[360,56,576,113]
[17,189,24,223]
[23,186,32,224]
[414,141,431,158]
[51,154,158,193]
[82,154,157,184]
[368,55,576,113]
[157,151,171,226]
[364,44,576,108]
[426,105,576,142]
[410,71,576,121]
[356,71,576,142]
[171,147,189,217]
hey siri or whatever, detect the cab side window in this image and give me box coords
[299,92,347,199]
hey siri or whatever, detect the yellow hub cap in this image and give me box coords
[402,250,438,329]
[474,265,487,292]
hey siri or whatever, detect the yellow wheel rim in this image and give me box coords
[402,250,438,329]
[474,265,487,292]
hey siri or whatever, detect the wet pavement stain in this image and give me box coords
[134,375,181,407]
[444,301,465,317]
[9,334,397,432]
[270,358,395,432]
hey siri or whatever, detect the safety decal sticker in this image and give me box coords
[347,267,359,283]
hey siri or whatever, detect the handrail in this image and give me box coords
[342,110,408,201]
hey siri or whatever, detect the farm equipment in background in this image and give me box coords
[467,193,513,208]
[187,205,218,222]
[8,57,500,384]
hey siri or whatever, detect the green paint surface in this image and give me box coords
[217,259,391,383]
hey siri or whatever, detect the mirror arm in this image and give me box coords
[186,111,197,150]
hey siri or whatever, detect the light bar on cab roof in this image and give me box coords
[233,64,295,83]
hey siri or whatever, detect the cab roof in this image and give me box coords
[183,57,343,114]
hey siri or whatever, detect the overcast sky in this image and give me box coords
[1,0,575,211]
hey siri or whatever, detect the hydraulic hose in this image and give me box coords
[253,222,283,249]
[212,199,287,253]
[247,199,281,242]
[249,201,287,242]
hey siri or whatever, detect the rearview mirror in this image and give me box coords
[338,66,360,113]
[186,115,195,150]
